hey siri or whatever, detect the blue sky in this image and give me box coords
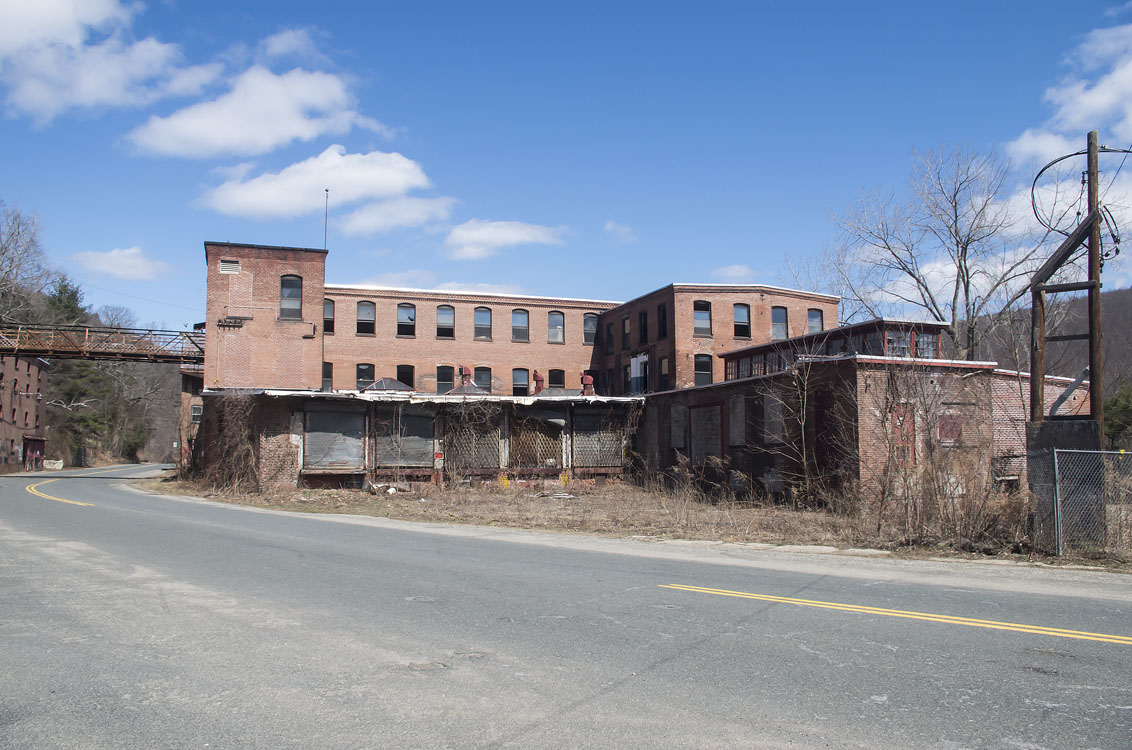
[2,1,1132,328]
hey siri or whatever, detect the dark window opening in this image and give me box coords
[771,306,788,340]
[693,300,712,336]
[436,305,455,338]
[323,299,335,334]
[512,309,529,342]
[621,317,630,350]
[638,310,648,345]
[280,275,302,319]
[474,367,492,391]
[396,365,415,389]
[583,313,598,345]
[657,303,668,338]
[659,357,670,391]
[436,365,454,393]
[916,332,939,358]
[512,368,529,396]
[356,363,375,390]
[605,323,614,353]
[397,303,416,337]
[694,354,713,386]
[548,369,565,389]
[321,362,333,391]
[807,308,824,334]
[734,303,751,338]
[474,307,492,340]
[356,301,375,335]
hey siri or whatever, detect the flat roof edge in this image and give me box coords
[205,241,328,255]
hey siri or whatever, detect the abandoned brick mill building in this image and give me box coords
[191,240,1088,494]
[0,354,48,473]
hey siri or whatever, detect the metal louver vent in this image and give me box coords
[218,259,240,274]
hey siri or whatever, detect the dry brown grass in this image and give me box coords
[141,472,1132,568]
[151,474,872,547]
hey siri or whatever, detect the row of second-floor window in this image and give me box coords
[695,302,824,341]
[602,302,827,354]
[323,300,600,344]
[328,363,569,395]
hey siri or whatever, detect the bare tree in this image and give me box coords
[0,201,55,323]
[829,146,1056,360]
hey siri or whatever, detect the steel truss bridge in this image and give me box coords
[0,324,204,364]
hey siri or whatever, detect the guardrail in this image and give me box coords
[0,324,205,364]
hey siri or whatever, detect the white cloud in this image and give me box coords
[198,145,431,219]
[712,264,755,282]
[603,220,637,243]
[1108,2,1132,18]
[445,219,564,260]
[0,0,221,123]
[259,29,326,62]
[1006,129,1079,167]
[128,66,389,158]
[340,196,456,235]
[72,246,174,280]
[0,0,130,58]
[1007,24,1132,151]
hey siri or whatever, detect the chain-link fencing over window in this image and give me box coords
[1052,449,1132,557]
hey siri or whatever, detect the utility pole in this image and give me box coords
[1086,131,1105,444]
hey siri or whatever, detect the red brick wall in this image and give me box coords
[594,284,839,393]
[0,355,48,473]
[990,371,1091,480]
[324,287,615,393]
[204,242,327,390]
[854,364,994,498]
[256,397,302,487]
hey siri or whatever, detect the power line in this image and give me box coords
[79,281,202,314]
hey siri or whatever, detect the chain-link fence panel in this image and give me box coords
[1054,449,1132,557]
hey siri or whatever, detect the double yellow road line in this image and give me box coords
[24,466,137,507]
[660,583,1132,645]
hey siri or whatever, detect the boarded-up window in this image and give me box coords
[690,406,721,464]
[305,406,365,469]
[729,396,745,446]
[938,413,963,445]
[670,403,687,448]
[374,404,434,467]
[893,403,916,465]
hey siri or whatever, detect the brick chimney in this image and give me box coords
[532,369,544,395]
[581,372,595,396]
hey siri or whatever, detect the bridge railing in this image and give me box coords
[0,324,205,364]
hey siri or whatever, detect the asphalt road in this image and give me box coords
[2,465,1131,749]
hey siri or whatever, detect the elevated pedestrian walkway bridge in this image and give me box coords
[0,324,204,364]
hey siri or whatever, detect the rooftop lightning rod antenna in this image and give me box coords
[323,188,329,250]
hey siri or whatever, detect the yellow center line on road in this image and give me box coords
[22,466,134,507]
[659,583,1132,646]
